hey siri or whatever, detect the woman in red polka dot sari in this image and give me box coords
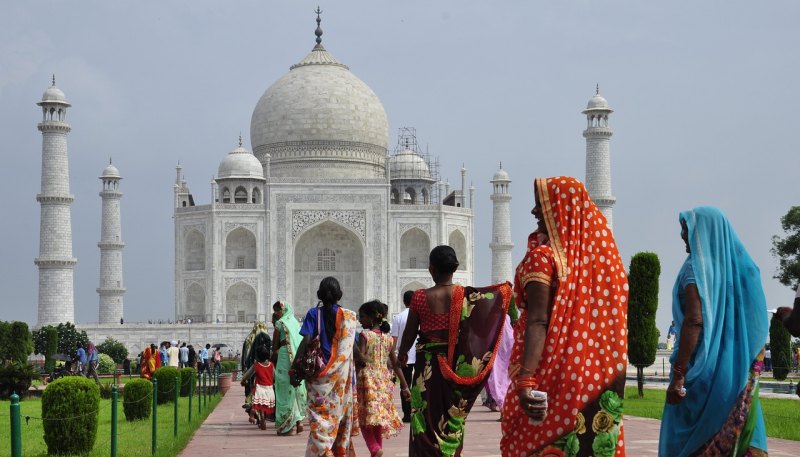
[501,177,628,457]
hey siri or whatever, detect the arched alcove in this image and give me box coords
[226,227,257,269]
[448,230,467,271]
[185,283,206,321]
[225,282,257,323]
[399,228,429,269]
[184,230,205,271]
[234,186,248,203]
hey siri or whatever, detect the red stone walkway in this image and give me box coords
[181,384,799,456]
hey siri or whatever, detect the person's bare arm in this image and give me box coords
[239,365,256,385]
[517,281,552,421]
[397,310,420,366]
[389,350,411,399]
[667,283,703,404]
[271,328,280,364]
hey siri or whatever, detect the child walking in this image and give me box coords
[239,344,275,430]
[356,300,410,457]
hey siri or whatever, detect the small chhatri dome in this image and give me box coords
[389,149,432,180]
[40,75,70,105]
[585,85,611,111]
[217,139,265,180]
[101,160,120,179]
[492,163,510,181]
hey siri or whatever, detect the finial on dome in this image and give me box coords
[238,132,243,147]
[109,157,113,165]
[52,74,56,86]
[499,161,502,169]
[314,6,324,48]
[596,83,600,95]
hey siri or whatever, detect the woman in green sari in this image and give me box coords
[271,301,307,436]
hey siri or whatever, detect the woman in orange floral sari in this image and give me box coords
[501,177,628,457]
[140,344,158,380]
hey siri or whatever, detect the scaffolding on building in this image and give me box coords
[390,127,441,204]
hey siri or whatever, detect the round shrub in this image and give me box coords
[97,353,116,374]
[42,376,99,455]
[220,360,238,373]
[123,378,152,421]
[179,367,196,397]
[152,366,180,404]
[97,337,129,363]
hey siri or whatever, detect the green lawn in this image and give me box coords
[624,387,800,441]
[1,390,222,456]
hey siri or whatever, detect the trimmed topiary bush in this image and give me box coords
[770,313,792,380]
[179,367,196,397]
[97,353,116,374]
[152,366,180,403]
[627,252,661,398]
[123,378,152,421]
[220,360,238,373]
[42,376,99,455]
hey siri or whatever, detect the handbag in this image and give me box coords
[294,303,327,382]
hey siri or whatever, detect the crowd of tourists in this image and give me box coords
[138,339,225,380]
[164,175,800,456]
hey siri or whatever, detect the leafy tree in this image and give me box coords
[770,313,792,380]
[56,322,88,355]
[771,206,800,289]
[97,337,128,364]
[627,252,661,398]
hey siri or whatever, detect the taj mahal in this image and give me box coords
[32,13,617,351]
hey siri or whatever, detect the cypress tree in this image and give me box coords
[627,252,661,397]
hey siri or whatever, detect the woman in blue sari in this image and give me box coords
[659,207,769,457]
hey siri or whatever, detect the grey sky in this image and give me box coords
[1,2,797,337]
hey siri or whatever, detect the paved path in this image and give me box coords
[181,384,799,456]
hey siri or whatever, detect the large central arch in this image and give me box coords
[293,221,364,315]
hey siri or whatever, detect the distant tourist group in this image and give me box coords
[136,176,800,456]
[139,340,224,380]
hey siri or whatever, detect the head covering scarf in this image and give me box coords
[276,303,303,361]
[502,176,629,456]
[659,206,768,457]
[242,321,271,372]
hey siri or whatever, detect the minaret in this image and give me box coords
[35,77,77,325]
[583,85,616,229]
[490,164,514,284]
[97,160,125,324]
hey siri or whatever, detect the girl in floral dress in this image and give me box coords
[239,344,276,430]
[356,300,410,457]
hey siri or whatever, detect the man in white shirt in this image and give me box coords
[168,340,180,368]
[391,290,417,423]
[179,342,189,368]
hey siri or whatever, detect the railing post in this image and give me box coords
[197,371,201,415]
[174,377,179,437]
[111,385,118,457]
[189,371,194,423]
[10,392,21,457]
[152,379,158,456]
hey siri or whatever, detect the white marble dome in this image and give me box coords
[101,163,120,178]
[250,41,389,179]
[389,149,432,180]
[586,93,610,111]
[41,85,68,104]
[492,168,510,181]
[218,145,265,180]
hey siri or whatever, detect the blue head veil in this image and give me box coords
[659,206,768,456]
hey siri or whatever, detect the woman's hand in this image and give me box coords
[517,387,547,422]
[398,352,408,367]
[666,373,686,404]
[401,387,411,401]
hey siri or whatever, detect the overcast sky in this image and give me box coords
[1,1,797,337]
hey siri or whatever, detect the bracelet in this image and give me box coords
[673,364,687,376]
[516,375,538,390]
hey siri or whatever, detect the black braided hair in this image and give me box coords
[359,300,390,333]
[317,276,343,342]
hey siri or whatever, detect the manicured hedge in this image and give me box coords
[220,360,238,373]
[123,378,152,421]
[179,367,196,397]
[152,366,180,404]
[42,376,99,455]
